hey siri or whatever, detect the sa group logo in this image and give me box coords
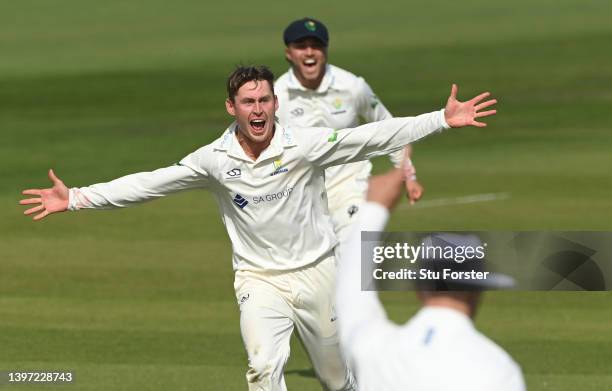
[253,187,294,204]
[233,194,248,209]
[225,168,241,180]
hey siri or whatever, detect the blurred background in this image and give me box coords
[1,0,611,389]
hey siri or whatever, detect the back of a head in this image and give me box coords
[414,233,515,318]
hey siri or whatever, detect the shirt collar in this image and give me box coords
[214,121,297,163]
[413,306,475,329]
[287,64,335,93]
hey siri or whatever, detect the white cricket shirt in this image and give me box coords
[276,65,404,226]
[336,202,526,391]
[69,112,447,272]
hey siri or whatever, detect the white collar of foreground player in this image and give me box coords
[214,121,297,162]
[287,64,334,93]
[412,307,474,329]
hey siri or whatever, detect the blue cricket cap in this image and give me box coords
[283,17,329,47]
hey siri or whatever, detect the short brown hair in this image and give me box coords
[227,65,275,102]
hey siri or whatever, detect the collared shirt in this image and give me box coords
[276,64,403,225]
[69,112,447,272]
[336,202,526,391]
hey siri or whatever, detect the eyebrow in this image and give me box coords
[240,95,272,103]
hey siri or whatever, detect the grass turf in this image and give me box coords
[1,0,612,389]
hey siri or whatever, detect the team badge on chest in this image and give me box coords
[330,98,347,115]
[270,159,289,176]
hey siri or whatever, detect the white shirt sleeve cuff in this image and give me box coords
[440,109,451,129]
[67,188,81,211]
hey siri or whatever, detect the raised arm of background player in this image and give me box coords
[356,77,422,205]
[334,166,404,356]
[335,162,525,391]
[19,84,496,220]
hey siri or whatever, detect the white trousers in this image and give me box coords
[234,255,356,391]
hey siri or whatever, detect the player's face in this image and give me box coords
[285,38,327,90]
[226,80,279,150]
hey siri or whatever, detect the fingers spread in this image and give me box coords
[471,121,488,128]
[25,205,45,216]
[475,109,497,118]
[470,92,491,104]
[475,99,497,111]
[19,198,42,205]
[22,189,42,196]
[33,210,50,221]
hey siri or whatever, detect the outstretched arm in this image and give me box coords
[20,164,208,221]
[303,84,498,169]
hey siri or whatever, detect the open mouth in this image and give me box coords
[303,58,317,69]
[250,119,266,132]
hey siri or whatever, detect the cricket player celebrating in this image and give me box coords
[276,17,423,241]
[20,66,497,391]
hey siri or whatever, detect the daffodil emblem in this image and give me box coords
[305,21,317,32]
[332,98,342,110]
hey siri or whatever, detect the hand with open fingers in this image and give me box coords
[20,169,69,221]
[444,84,498,128]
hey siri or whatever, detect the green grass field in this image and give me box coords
[1,0,612,389]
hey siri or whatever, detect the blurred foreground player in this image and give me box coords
[20,66,497,391]
[335,167,526,391]
[276,17,423,241]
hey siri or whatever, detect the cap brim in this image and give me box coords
[286,33,327,45]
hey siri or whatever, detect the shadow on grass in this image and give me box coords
[285,368,316,378]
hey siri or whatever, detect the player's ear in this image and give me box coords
[225,98,236,117]
[284,47,293,64]
[274,95,279,112]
